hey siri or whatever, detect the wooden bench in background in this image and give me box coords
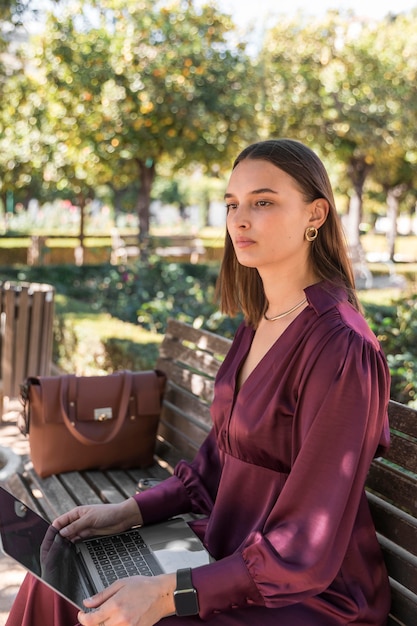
[110,229,141,265]
[151,235,206,264]
[0,281,55,420]
[110,232,206,265]
[6,319,417,626]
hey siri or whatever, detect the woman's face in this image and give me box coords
[225,158,323,275]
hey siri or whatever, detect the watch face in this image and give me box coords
[174,588,199,616]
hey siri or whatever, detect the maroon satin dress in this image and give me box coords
[7,281,391,625]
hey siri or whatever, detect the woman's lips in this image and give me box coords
[235,237,255,248]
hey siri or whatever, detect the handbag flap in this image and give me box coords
[30,371,165,425]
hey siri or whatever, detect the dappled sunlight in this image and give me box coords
[190,373,205,397]
[341,451,356,479]
[308,510,332,550]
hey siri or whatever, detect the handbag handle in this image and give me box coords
[59,371,134,446]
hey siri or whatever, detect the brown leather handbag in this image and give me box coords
[20,370,166,478]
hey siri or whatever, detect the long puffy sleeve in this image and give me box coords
[134,427,224,523]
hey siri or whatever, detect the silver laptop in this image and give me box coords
[0,485,212,610]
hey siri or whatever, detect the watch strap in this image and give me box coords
[176,567,193,588]
[174,567,199,616]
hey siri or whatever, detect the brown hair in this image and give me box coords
[216,139,360,326]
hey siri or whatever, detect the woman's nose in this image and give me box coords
[228,205,250,229]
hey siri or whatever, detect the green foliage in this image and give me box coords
[1,260,242,337]
[3,261,415,405]
[365,295,417,408]
[101,338,159,373]
[52,314,79,372]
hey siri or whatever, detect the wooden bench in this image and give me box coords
[6,319,417,626]
[151,235,206,264]
[110,228,140,265]
[0,281,55,420]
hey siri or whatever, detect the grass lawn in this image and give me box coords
[54,295,162,375]
[361,233,417,260]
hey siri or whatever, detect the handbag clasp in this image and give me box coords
[94,407,113,421]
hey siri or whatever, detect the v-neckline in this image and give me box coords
[236,305,309,393]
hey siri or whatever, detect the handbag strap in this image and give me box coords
[59,371,134,446]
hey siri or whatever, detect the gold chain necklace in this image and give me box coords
[263,297,307,322]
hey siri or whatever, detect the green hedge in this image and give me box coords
[364,296,417,408]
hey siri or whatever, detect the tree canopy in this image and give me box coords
[1,2,417,258]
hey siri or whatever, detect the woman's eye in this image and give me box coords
[225,203,237,211]
[256,200,271,207]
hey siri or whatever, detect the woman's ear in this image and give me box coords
[309,199,329,228]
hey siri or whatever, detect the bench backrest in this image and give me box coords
[0,281,55,417]
[156,319,417,626]
[156,318,231,466]
[366,400,417,626]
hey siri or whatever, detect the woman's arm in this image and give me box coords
[134,428,223,525]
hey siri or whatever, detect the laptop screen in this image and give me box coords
[0,486,93,609]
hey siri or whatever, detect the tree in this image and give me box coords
[0,57,46,212]
[258,10,417,255]
[29,0,257,249]
[361,12,417,260]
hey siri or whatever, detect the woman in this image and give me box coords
[7,139,391,625]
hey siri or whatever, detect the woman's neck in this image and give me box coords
[260,270,318,313]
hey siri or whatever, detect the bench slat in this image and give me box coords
[158,338,222,381]
[389,578,417,626]
[163,384,213,428]
[388,400,417,439]
[6,473,47,519]
[366,460,417,518]
[154,437,188,473]
[24,469,79,521]
[367,491,417,557]
[13,288,30,394]
[100,470,141,500]
[158,361,216,404]
[158,415,203,460]
[27,290,45,375]
[78,470,127,504]
[2,288,16,398]
[127,464,171,484]
[164,318,231,357]
[378,535,417,595]
[58,471,104,507]
[384,431,417,474]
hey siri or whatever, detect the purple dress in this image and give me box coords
[7,281,391,625]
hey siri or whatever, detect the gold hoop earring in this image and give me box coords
[305,226,318,242]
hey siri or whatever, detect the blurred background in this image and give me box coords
[0,0,416,408]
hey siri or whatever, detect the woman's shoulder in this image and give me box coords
[305,281,380,350]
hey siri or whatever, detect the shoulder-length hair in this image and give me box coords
[216,138,360,326]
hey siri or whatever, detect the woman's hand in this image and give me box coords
[52,498,143,542]
[77,573,176,626]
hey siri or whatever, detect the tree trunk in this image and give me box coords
[347,189,362,249]
[135,158,156,255]
[346,156,373,249]
[386,184,406,261]
[76,194,86,266]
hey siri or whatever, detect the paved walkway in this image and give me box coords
[0,404,30,626]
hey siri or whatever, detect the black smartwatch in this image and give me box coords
[173,568,199,616]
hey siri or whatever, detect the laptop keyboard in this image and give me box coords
[85,530,158,587]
